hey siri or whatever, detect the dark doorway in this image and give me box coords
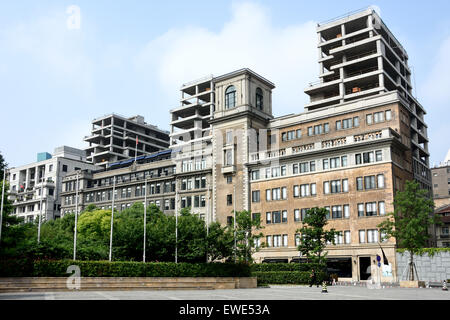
[359,257,371,280]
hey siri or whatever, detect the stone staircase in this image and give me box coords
[0,277,256,293]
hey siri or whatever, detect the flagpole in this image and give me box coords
[175,183,178,264]
[109,176,116,262]
[37,177,44,243]
[0,170,6,245]
[73,172,79,261]
[143,179,147,262]
[233,184,236,263]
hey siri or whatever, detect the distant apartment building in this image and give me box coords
[61,7,433,282]
[7,146,99,222]
[434,204,450,248]
[84,114,170,167]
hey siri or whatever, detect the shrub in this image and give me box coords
[0,259,251,278]
[254,271,328,285]
[251,263,325,272]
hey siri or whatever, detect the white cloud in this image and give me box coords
[134,1,318,115]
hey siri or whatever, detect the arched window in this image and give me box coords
[256,87,263,110]
[225,85,236,109]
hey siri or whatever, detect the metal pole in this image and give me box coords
[143,179,147,262]
[73,173,79,261]
[109,176,116,262]
[233,184,236,263]
[175,184,178,264]
[37,177,44,243]
[0,171,6,245]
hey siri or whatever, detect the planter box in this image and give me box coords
[400,280,426,288]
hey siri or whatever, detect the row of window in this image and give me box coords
[264,229,388,248]
[180,195,207,208]
[279,109,392,143]
[224,86,264,110]
[258,201,386,225]
[181,159,207,173]
[251,175,384,203]
[251,150,384,181]
[181,176,207,190]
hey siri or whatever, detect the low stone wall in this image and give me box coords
[396,251,450,282]
[0,277,257,293]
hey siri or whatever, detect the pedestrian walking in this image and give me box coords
[309,268,319,288]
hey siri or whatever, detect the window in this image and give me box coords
[282,210,288,223]
[295,234,301,246]
[358,203,365,217]
[256,88,263,110]
[324,123,330,133]
[344,231,351,244]
[330,180,341,193]
[49,165,53,172]
[364,176,376,190]
[225,85,236,109]
[296,129,302,139]
[374,111,384,123]
[294,209,300,222]
[227,194,232,206]
[311,183,317,196]
[379,201,386,215]
[272,188,281,201]
[310,161,316,172]
[281,165,287,176]
[273,235,282,247]
[336,121,342,130]
[343,204,350,218]
[293,164,299,174]
[307,127,313,136]
[225,149,233,166]
[293,185,300,197]
[283,234,288,247]
[375,150,383,162]
[314,125,323,135]
[301,208,309,221]
[330,157,340,169]
[300,162,309,173]
[386,110,392,121]
[334,232,344,245]
[62,165,68,172]
[272,211,281,223]
[200,195,206,207]
[367,229,379,243]
[252,212,261,222]
[342,179,349,192]
[363,151,374,164]
[227,175,233,184]
[287,131,295,141]
[266,235,272,247]
[353,117,360,127]
[227,216,233,226]
[323,181,330,194]
[342,118,352,129]
[377,174,385,188]
[251,170,260,180]
[359,230,366,243]
[341,156,348,167]
[226,130,233,144]
[194,196,200,208]
[300,184,310,197]
[266,212,272,224]
[356,153,362,165]
[366,114,373,125]
[281,187,287,200]
[332,206,342,219]
[356,177,363,191]
[272,167,280,177]
[252,190,260,203]
[366,202,377,216]
[266,189,271,201]
[323,159,329,170]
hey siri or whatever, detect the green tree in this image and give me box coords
[231,210,264,263]
[296,207,337,266]
[377,180,440,281]
[0,151,7,180]
[206,221,234,262]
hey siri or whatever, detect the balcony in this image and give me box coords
[221,165,236,174]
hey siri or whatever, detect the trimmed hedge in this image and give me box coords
[251,263,325,272]
[0,259,251,278]
[254,271,328,285]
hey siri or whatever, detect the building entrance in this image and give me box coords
[359,257,371,280]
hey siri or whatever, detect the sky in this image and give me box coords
[1,0,450,168]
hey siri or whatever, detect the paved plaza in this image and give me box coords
[0,285,449,300]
